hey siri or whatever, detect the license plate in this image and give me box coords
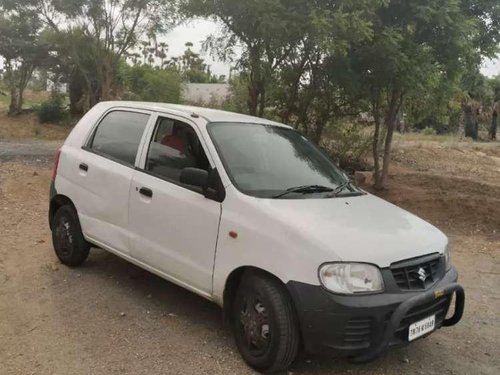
[408,315,435,341]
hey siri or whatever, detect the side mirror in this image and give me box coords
[180,167,208,188]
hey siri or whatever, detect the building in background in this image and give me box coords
[46,79,67,94]
[182,83,230,105]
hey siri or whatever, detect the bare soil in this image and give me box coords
[0,110,71,141]
[0,138,499,374]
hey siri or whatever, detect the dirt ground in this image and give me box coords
[0,136,499,374]
[0,110,71,141]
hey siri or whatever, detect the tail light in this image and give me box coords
[51,149,61,181]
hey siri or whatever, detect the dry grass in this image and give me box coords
[0,110,71,140]
[0,90,72,140]
[393,130,494,144]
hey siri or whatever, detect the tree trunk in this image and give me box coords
[280,58,307,124]
[489,109,497,140]
[372,110,381,186]
[5,61,19,116]
[295,95,313,135]
[313,119,324,144]
[463,103,477,140]
[69,70,85,115]
[247,86,259,116]
[371,92,383,187]
[374,90,402,190]
[10,63,35,115]
[100,59,114,101]
[8,86,19,116]
[247,45,261,116]
[17,89,24,113]
[376,114,397,190]
[258,86,266,118]
[395,109,404,133]
[101,76,112,101]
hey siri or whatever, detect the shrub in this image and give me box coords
[421,126,437,136]
[121,65,183,103]
[321,121,372,171]
[37,94,67,123]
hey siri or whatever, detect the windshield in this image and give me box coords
[208,122,353,198]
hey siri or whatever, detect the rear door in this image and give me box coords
[73,108,151,254]
[128,114,221,297]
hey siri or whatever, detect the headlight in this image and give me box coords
[318,263,384,294]
[444,245,451,270]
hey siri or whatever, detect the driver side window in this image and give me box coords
[145,117,210,183]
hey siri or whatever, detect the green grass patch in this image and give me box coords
[0,92,49,111]
[0,94,9,109]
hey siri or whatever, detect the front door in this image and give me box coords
[128,115,221,296]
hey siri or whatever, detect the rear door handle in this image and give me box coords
[79,163,88,172]
[139,187,153,198]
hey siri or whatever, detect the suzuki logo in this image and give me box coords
[417,267,428,282]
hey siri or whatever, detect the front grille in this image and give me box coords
[393,295,451,342]
[390,254,442,290]
[343,317,371,349]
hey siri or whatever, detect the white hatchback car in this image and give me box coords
[49,102,464,373]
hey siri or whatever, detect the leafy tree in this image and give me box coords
[160,42,226,83]
[405,75,463,134]
[0,1,49,115]
[179,42,213,83]
[224,73,251,113]
[121,64,183,103]
[158,42,169,67]
[489,75,500,139]
[181,0,313,116]
[347,0,500,189]
[490,106,498,140]
[460,67,493,139]
[182,0,500,189]
[37,0,176,113]
[272,0,378,132]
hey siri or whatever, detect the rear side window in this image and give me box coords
[89,110,150,165]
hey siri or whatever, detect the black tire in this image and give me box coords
[232,271,300,373]
[51,205,90,267]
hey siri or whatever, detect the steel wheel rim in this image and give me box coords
[238,294,271,356]
[55,216,73,257]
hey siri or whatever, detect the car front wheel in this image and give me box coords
[232,271,300,373]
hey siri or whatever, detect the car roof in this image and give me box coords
[100,101,291,129]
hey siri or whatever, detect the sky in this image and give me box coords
[164,19,231,77]
[165,19,500,78]
[482,57,500,77]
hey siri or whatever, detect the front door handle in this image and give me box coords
[79,163,88,172]
[139,187,153,198]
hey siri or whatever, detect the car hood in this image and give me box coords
[255,193,447,268]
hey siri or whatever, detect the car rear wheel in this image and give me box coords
[51,205,90,267]
[232,272,300,373]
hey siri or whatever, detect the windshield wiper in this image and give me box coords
[325,180,365,198]
[272,185,334,199]
[332,180,352,195]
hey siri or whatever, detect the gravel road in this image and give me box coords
[0,141,498,375]
[0,140,60,162]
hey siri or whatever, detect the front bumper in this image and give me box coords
[286,267,464,362]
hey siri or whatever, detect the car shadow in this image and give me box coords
[48,247,432,374]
